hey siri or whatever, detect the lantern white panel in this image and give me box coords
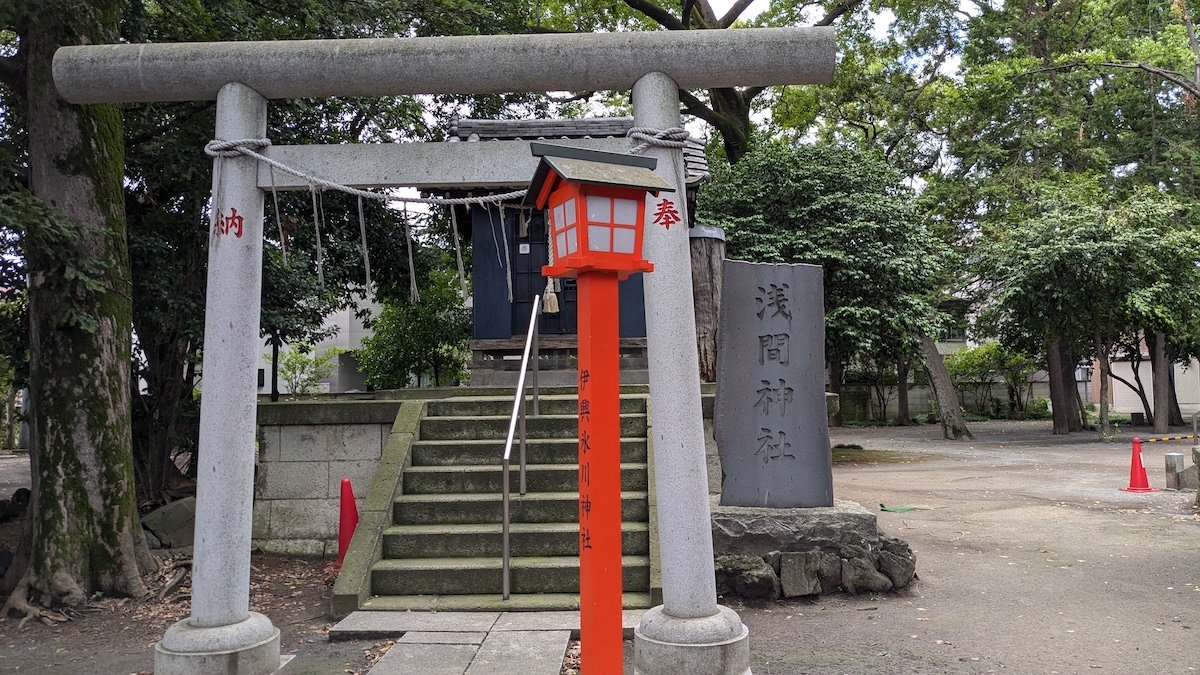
[613,227,636,254]
[553,204,565,232]
[564,198,577,225]
[566,227,578,254]
[613,198,637,225]
[587,195,611,223]
[556,233,568,257]
[588,225,611,251]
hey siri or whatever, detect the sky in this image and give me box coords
[706,0,771,21]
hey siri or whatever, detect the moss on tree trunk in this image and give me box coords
[3,1,154,619]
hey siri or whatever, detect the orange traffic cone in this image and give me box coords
[1119,438,1160,493]
[336,478,360,567]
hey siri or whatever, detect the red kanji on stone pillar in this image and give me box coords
[525,142,669,673]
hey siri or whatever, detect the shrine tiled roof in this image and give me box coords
[448,117,710,186]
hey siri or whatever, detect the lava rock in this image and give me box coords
[715,554,781,600]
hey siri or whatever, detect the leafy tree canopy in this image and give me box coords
[698,141,946,366]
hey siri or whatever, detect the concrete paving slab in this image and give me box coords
[397,631,488,645]
[329,611,500,641]
[368,643,478,675]
[463,630,571,675]
[490,610,645,637]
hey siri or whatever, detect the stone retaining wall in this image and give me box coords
[254,400,402,556]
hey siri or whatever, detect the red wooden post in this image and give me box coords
[525,142,670,674]
[577,271,623,673]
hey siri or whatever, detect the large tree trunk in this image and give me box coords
[3,5,154,617]
[1095,333,1112,437]
[270,339,281,402]
[689,230,723,382]
[1047,340,1072,434]
[1062,349,1085,432]
[1168,366,1185,427]
[894,357,911,426]
[1150,332,1172,434]
[919,335,972,440]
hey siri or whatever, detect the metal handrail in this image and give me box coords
[502,295,541,600]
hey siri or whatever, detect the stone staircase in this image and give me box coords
[359,393,655,611]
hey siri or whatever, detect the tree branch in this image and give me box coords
[679,88,722,128]
[693,0,720,28]
[885,53,947,160]
[622,0,686,30]
[718,0,756,28]
[814,0,864,26]
[1019,60,1200,99]
[547,91,597,104]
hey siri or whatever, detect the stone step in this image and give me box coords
[394,491,649,525]
[426,395,646,418]
[410,438,647,466]
[382,522,649,559]
[418,413,647,441]
[402,463,648,495]
[371,556,651,595]
[358,592,655,613]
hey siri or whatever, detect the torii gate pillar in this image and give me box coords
[632,73,750,675]
[155,82,281,674]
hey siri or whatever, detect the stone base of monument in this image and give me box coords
[154,612,281,675]
[710,499,916,600]
[634,605,751,675]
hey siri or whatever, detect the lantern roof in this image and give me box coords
[523,142,674,209]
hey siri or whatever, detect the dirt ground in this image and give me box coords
[731,420,1200,674]
[0,420,1197,674]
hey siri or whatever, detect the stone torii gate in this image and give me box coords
[53,28,834,675]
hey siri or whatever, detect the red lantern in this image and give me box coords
[525,142,669,278]
[524,143,673,674]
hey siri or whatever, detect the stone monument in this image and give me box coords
[715,260,832,508]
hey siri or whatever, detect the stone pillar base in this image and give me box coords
[633,605,751,675]
[154,612,281,675]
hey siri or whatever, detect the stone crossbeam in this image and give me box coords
[53,28,833,104]
[258,138,628,191]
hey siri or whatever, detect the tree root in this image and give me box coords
[1,577,42,630]
[0,575,75,628]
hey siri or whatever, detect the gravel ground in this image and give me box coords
[1,420,1198,674]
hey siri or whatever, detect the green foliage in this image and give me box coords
[769,0,963,179]
[0,292,27,389]
[271,343,346,397]
[978,179,1200,357]
[356,270,470,389]
[944,342,1038,417]
[260,246,341,351]
[699,141,945,368]
[1026,397,1050,419]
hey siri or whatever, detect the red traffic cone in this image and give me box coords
[336,478,360,567]
[1119,438,1160,493]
